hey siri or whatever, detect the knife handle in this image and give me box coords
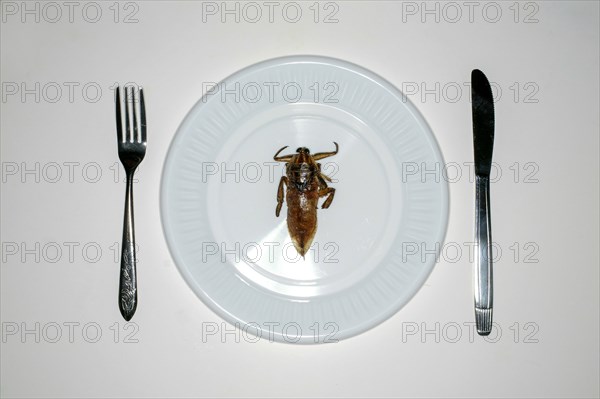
[474,175,493,336]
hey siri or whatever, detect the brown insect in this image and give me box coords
[274,142,339,258]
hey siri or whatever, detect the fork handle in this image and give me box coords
[119,171,138,321]
[474,175,493,336]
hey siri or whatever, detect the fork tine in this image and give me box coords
[139,87,146,144]
[132,86,139,143]
[124,86,131,143]
[115,86,123,143]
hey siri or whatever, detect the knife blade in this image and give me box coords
[471,69,495,336]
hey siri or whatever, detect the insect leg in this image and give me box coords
[316,163,335,208]
[317,173,329,189]
[317,163,333,183]
[274,145,294,162]
[319,187,336,209]
[276,176,288,217]
[312,142,339,161]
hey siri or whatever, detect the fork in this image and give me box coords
[115,86,146,321]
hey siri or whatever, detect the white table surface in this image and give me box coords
[1,1,599,398]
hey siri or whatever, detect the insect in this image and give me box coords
[274,142,339,258]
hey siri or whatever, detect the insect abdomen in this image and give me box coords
[286,187,318,257]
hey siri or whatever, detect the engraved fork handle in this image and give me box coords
[119,171,137,321]
[474,175,493,335]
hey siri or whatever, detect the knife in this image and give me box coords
[471,69,495,336]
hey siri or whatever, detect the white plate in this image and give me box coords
[161,56,448,344]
